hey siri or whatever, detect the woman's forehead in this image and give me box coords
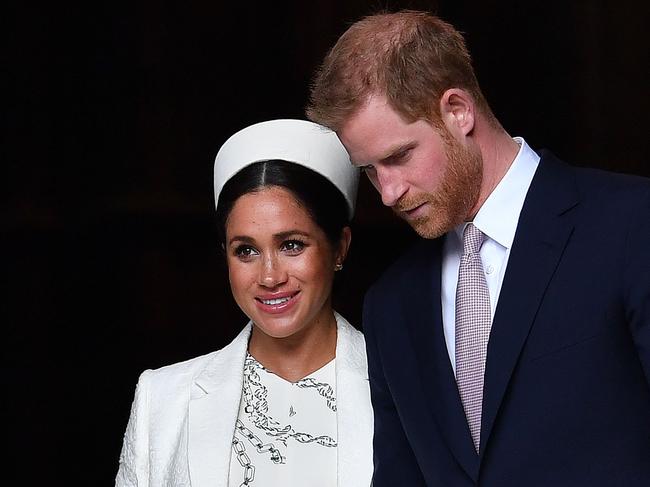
[226,187,317,236]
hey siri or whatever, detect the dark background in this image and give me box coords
[5,0,649,484]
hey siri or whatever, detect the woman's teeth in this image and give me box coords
[261,297,290,305]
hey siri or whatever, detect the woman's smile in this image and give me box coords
[255,290,301,314]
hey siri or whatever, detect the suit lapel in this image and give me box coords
[480,153,578,455]
[188,325,251,487]
[335,315,374,487]
[405,239,480,481]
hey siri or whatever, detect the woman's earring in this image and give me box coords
[334,262,343,271]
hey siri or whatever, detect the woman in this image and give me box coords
[116,119,373,486]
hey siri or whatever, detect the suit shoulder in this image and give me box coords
[538,150,650,194]
[573,165,650,194]
[570,166,650,217]
[535,151,650,220]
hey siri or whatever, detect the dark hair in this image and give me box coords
[216,160,350,247]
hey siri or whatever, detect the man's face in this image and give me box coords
[338,95,483,238]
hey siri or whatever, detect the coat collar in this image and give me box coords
[188,325,251,487]
[188,316,373,487]
[335,313,374,487]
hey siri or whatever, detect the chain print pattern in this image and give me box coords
[241,354,337,447]
[294,377,336,412]
[231,435,255,487]
[231,418,286,486]
[230,353,337,484]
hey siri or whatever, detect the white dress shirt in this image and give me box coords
[441,137,540,374]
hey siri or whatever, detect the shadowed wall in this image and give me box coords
[5,1,648,484]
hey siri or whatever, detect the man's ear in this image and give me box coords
[439,88,475,137]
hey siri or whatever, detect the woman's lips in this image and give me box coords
[255,291,300,314]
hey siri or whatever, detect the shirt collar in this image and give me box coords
[454,137,540,249]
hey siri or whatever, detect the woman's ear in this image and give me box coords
[335,226,352,269]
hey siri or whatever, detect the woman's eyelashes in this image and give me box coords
[232,238,308,261]
[280,239,306,254]
[233,244,258,261]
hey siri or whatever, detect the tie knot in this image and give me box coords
[462,223,485,256]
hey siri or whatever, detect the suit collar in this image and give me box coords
[480,152,578,457]
[404,238,481,481]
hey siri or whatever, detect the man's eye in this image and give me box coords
[392,149,411,162]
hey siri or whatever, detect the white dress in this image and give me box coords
[228,353,338,487]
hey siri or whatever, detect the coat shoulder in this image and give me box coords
[138,324,251,398]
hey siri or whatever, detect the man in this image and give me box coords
[307,11,650,486]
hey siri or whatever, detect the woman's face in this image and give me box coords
[225,186,348,340]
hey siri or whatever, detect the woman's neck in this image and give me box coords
[248,310,338,383]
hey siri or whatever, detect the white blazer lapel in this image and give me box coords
[335,314,374,487]
[188,324,252,487]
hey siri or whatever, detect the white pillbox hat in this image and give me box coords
[214,119,359,218]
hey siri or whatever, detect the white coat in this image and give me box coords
[116,313,373,486]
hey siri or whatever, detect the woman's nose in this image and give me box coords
[258,254,288,287]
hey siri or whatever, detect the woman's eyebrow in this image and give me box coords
[228,235,255,245]
[274,230,311,240]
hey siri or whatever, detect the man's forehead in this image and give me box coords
[338,96,418,164]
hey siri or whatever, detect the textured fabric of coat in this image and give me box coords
[116,313,373,487]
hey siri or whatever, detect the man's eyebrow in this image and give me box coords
[378,141,416,162]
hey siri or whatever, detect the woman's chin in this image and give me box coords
[253,318,305,340]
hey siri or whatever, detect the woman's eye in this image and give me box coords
[281,240,305,253]
[234,245,258,260]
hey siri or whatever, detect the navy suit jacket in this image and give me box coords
[363,151,650,486]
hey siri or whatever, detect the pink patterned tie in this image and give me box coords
[455,223,491,453]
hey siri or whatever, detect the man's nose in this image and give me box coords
[375,166,408,207]
[258,254,288,288]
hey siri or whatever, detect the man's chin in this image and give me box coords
[408,216,450,239]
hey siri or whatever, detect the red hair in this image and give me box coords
[307,10,495,131]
